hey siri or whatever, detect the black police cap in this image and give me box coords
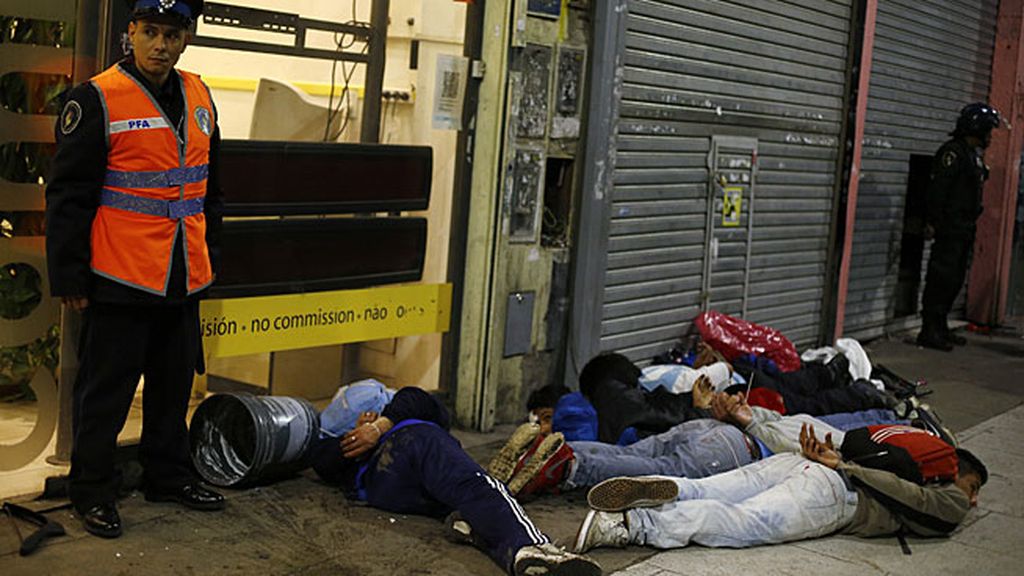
[126,0,204,28]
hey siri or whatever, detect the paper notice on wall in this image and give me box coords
[433,54,469,130]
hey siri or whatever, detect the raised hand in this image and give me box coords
[799,423,841,469]
[692,375,715,409]
[710,391,753,427]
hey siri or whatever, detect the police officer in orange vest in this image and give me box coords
[45,0,224,538]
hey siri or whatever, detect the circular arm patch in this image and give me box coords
[60,100,83,135]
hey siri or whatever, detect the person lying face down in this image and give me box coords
[496,387,908,499]
[309,384,601,576]
[573,424,987,554]
[563,353,722,444]
[566,350,898,447]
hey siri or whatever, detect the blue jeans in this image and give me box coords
[818,408,905,430]
[629,453,859,548]
[566,419,754,489]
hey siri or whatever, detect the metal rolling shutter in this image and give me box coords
[844,0,998,339]
[600,0,853,362]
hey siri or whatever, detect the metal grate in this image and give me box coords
[843,0,998,339]
[599,0,853,361]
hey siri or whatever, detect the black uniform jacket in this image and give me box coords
[926,137,987,239]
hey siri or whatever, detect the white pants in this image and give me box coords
[629,453,859,548]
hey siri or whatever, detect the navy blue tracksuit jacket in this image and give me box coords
[311,388,547,571]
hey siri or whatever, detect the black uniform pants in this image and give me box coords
[69,300,200,511]
[921,234,973,326]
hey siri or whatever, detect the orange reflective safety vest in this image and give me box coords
[89,64,214,295]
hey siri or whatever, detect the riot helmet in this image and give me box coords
[953,102,1002,138]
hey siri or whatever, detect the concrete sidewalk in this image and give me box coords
[590,328,1024,575]
[1,328,1021,575]
[610,403,1024,576]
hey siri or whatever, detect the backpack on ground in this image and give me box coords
[840,424,958,484]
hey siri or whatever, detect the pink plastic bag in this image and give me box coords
[694,310,801,373]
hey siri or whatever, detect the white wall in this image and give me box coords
[189,1,467,392]
[178,0,464,141]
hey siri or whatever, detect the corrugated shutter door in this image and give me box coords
[844,0,998,339]
[601,0,852,362]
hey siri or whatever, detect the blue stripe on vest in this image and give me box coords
[100,188,205,219]
[104,164,209,188]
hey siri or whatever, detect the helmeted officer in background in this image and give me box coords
[917,103,1003,351]
[45,0,224,538]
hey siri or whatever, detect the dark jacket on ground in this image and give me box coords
[732,357,886,416]
[580,354,709,443]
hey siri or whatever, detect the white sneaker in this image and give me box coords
[573,510,629,554]
[512,542,602,576]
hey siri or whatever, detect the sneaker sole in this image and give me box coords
[507,434,565,495]
[515,551,602,576]
[587,477,678,512]
[487,423,541,483]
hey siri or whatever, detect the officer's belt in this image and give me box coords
[104,164,208,188]
[101,188,205,219]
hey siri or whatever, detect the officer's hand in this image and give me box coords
[61,296,89,311]
[923,224,935,240]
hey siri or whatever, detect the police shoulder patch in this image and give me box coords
[60,100,82,135]
[941,149,957,168]
[193,106,212,137]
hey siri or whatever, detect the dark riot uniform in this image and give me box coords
[920,137,987,339]
[45,58,223,512]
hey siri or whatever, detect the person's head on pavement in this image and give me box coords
[579,352,641,398]
[527,384,570,435]
[126,0,203,87]
[954,448,988,507]
[952,102,1003,149]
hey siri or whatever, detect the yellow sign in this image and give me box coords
[199,283,453,358]
[722,186,743,227]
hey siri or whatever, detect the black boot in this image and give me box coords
[946,331,967,346]
[917,314,952,351]
[941,320,967,346]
